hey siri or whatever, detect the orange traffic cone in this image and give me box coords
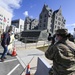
[25,64,30,75]
[12,46,17,56]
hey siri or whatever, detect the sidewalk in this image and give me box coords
[16,49,52,75]
[14,40,50,50]
[14,40,52,75]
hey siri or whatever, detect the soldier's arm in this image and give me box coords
[45,45,57,60]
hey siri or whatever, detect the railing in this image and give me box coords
[14,37,51,49]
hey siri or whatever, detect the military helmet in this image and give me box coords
[56,29,68,36]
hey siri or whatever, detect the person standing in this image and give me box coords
[45,29,75,75]
[8,31,15,54]
[1,29,12,62]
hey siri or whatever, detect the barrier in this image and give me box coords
[35,57,52,75]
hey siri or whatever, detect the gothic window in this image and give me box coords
[51,20,52,23]
[58,22,60,25]
[44,24,45,27]
[55,21,57,24]
[50,29,51,31]
[59,13,61,15]
[50,9,52,12]
[58,17,61,21]
[55,25,56,28]
[58,26,60,29]
[45,14,47,17]
[56,16,57,19]
[44,19,46,22]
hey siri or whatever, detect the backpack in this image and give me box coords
[1,32,5,41]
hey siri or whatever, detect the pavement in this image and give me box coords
[15,40,52,75]
[0,40,52,75]
[0,46,24,75]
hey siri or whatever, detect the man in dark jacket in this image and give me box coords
[45,29,75,75]
[1,29,12,62]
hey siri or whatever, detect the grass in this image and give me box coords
[36,46,49,52]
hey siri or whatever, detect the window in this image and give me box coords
[56,16,57,19]
[59,13,61,15]
[7,21,9,23]
[40,25,41,27]
[55,21,57,24]
[50,9,52,12]
[58,26,60,29]
[44,24,45,27]
[51,20,52,23]
[44,19,46,22]
[58,22,60,25]
[55,25,56,28]
[58,17,61,21]
[45,14,46,17]
[50,29,51,31]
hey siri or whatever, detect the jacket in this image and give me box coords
[1,32,10,46]
[45,39,75,75]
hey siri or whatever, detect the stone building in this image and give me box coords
[24,17,31,30]
[38,4,66,35]
[38,4,53,33]
[52,7,66,34]
[24,17,39,30]
[22,4,66,41]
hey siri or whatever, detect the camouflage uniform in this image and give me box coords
[45,39,75,75]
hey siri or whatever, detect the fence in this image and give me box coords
[14,37,51,49]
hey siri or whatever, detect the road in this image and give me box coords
[0,46,24,75]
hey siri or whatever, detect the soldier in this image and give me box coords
[45,29,75,75]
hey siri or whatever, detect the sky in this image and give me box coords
[0,0,75,34]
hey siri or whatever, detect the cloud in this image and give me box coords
[66,23,75,27]
[23,11,29,17]
[71,23,75,26]
[66,23,75,34]
[0,0,22,17]
[30,4,36,8]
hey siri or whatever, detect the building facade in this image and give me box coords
[0,6,12,32]
[11,19,24,33]
[24,17,31,30]
[24,17,39,30]
[52,7,66,34]
[38,4,66,35]
[38,4,53,33]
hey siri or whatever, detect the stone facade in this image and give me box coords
[38,4,66,35]
[52,7,66,34]
[38,4,53,34]
[23,4,66,40]
[24,17,39,30]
